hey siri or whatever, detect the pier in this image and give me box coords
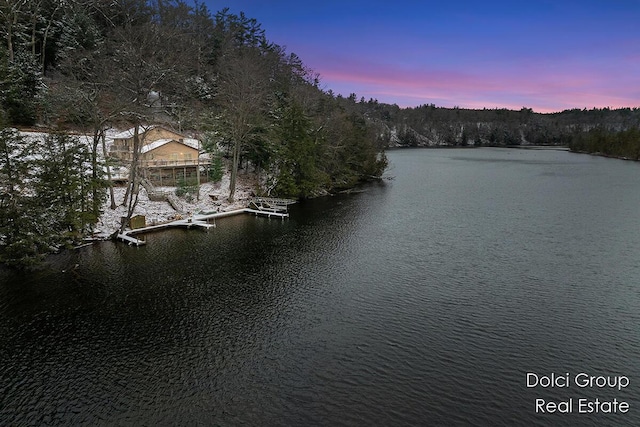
[249,197,296,213]
[116,198,295,245]
[116,233,146,246]
[244,208,288,218]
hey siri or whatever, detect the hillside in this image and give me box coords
[338,101,640,148]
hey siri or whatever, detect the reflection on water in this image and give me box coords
[1,148,639,426]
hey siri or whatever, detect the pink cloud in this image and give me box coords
[307,52,640,113]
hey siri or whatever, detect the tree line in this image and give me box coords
[567,127,640,159]
[0,0,388,267]
[339,101,640,147]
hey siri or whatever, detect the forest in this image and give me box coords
[342,101,640,149]
[567,127,640,159]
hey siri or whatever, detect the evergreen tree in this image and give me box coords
[35,133,102,236]
[0,128,105,267]
[272,100,328,198]
[0,125,46,266]
[0,48,42,125]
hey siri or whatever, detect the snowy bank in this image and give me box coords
[95,172,257,238]
[17,129,258,238]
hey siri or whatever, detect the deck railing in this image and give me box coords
[139,159,211,168]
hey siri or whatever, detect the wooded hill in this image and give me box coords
[1,0,388,196]
[339,100,640,149]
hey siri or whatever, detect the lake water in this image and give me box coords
[1,148,639,426]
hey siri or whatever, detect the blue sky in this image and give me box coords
[204,0,640,112]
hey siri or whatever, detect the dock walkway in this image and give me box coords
[249,197,296,213]
[117,200,293,246]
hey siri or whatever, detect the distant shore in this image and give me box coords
[568,150,639,161]
[387,144,569,151]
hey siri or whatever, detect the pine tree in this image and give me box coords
[0,125,46,266]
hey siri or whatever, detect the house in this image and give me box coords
[109,125,210,186]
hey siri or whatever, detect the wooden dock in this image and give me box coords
[117,233,146,246]
[249,197,295,213]
[117,214,220,245]
[245,197,295,218]
[116,198,295,245]
[244,208,288,218]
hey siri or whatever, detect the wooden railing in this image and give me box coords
[140,159,211,168]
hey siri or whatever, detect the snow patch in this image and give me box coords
[94,173,257,238]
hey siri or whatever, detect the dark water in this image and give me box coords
[1,148,639,426]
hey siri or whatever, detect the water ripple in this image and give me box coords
[1,148,639,426]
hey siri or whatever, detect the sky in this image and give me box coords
[205,0,640,113]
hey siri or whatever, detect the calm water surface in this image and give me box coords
[1,148,639,426]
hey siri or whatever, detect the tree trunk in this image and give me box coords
[7,15,14,62]
[30,12,36,56]
[120,125,141,233]
[41,21,52,74]
[91,129,100,219]
[101,130,117,209]
[228,140,240,203]
[196,139,200,201]
[122,125,139,206]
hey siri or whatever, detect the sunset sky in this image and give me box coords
[212,0,640,113]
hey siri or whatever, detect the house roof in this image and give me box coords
[112,125,198,143]
[180,138,200,150]
[140,138,200,154]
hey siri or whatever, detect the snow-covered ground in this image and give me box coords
[95,172,257,237]
[18,129,257,238]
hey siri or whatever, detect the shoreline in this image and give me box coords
[386,144,568,150]
[94,172,259,240]
[116,207,290,246]
[568,149,639,162]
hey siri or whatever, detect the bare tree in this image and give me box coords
[107,10,203,228]
[0,0,28,62]
[216,48,271,202]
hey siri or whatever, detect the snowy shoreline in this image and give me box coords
[95,172,257,238]
[18,130,258,239]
